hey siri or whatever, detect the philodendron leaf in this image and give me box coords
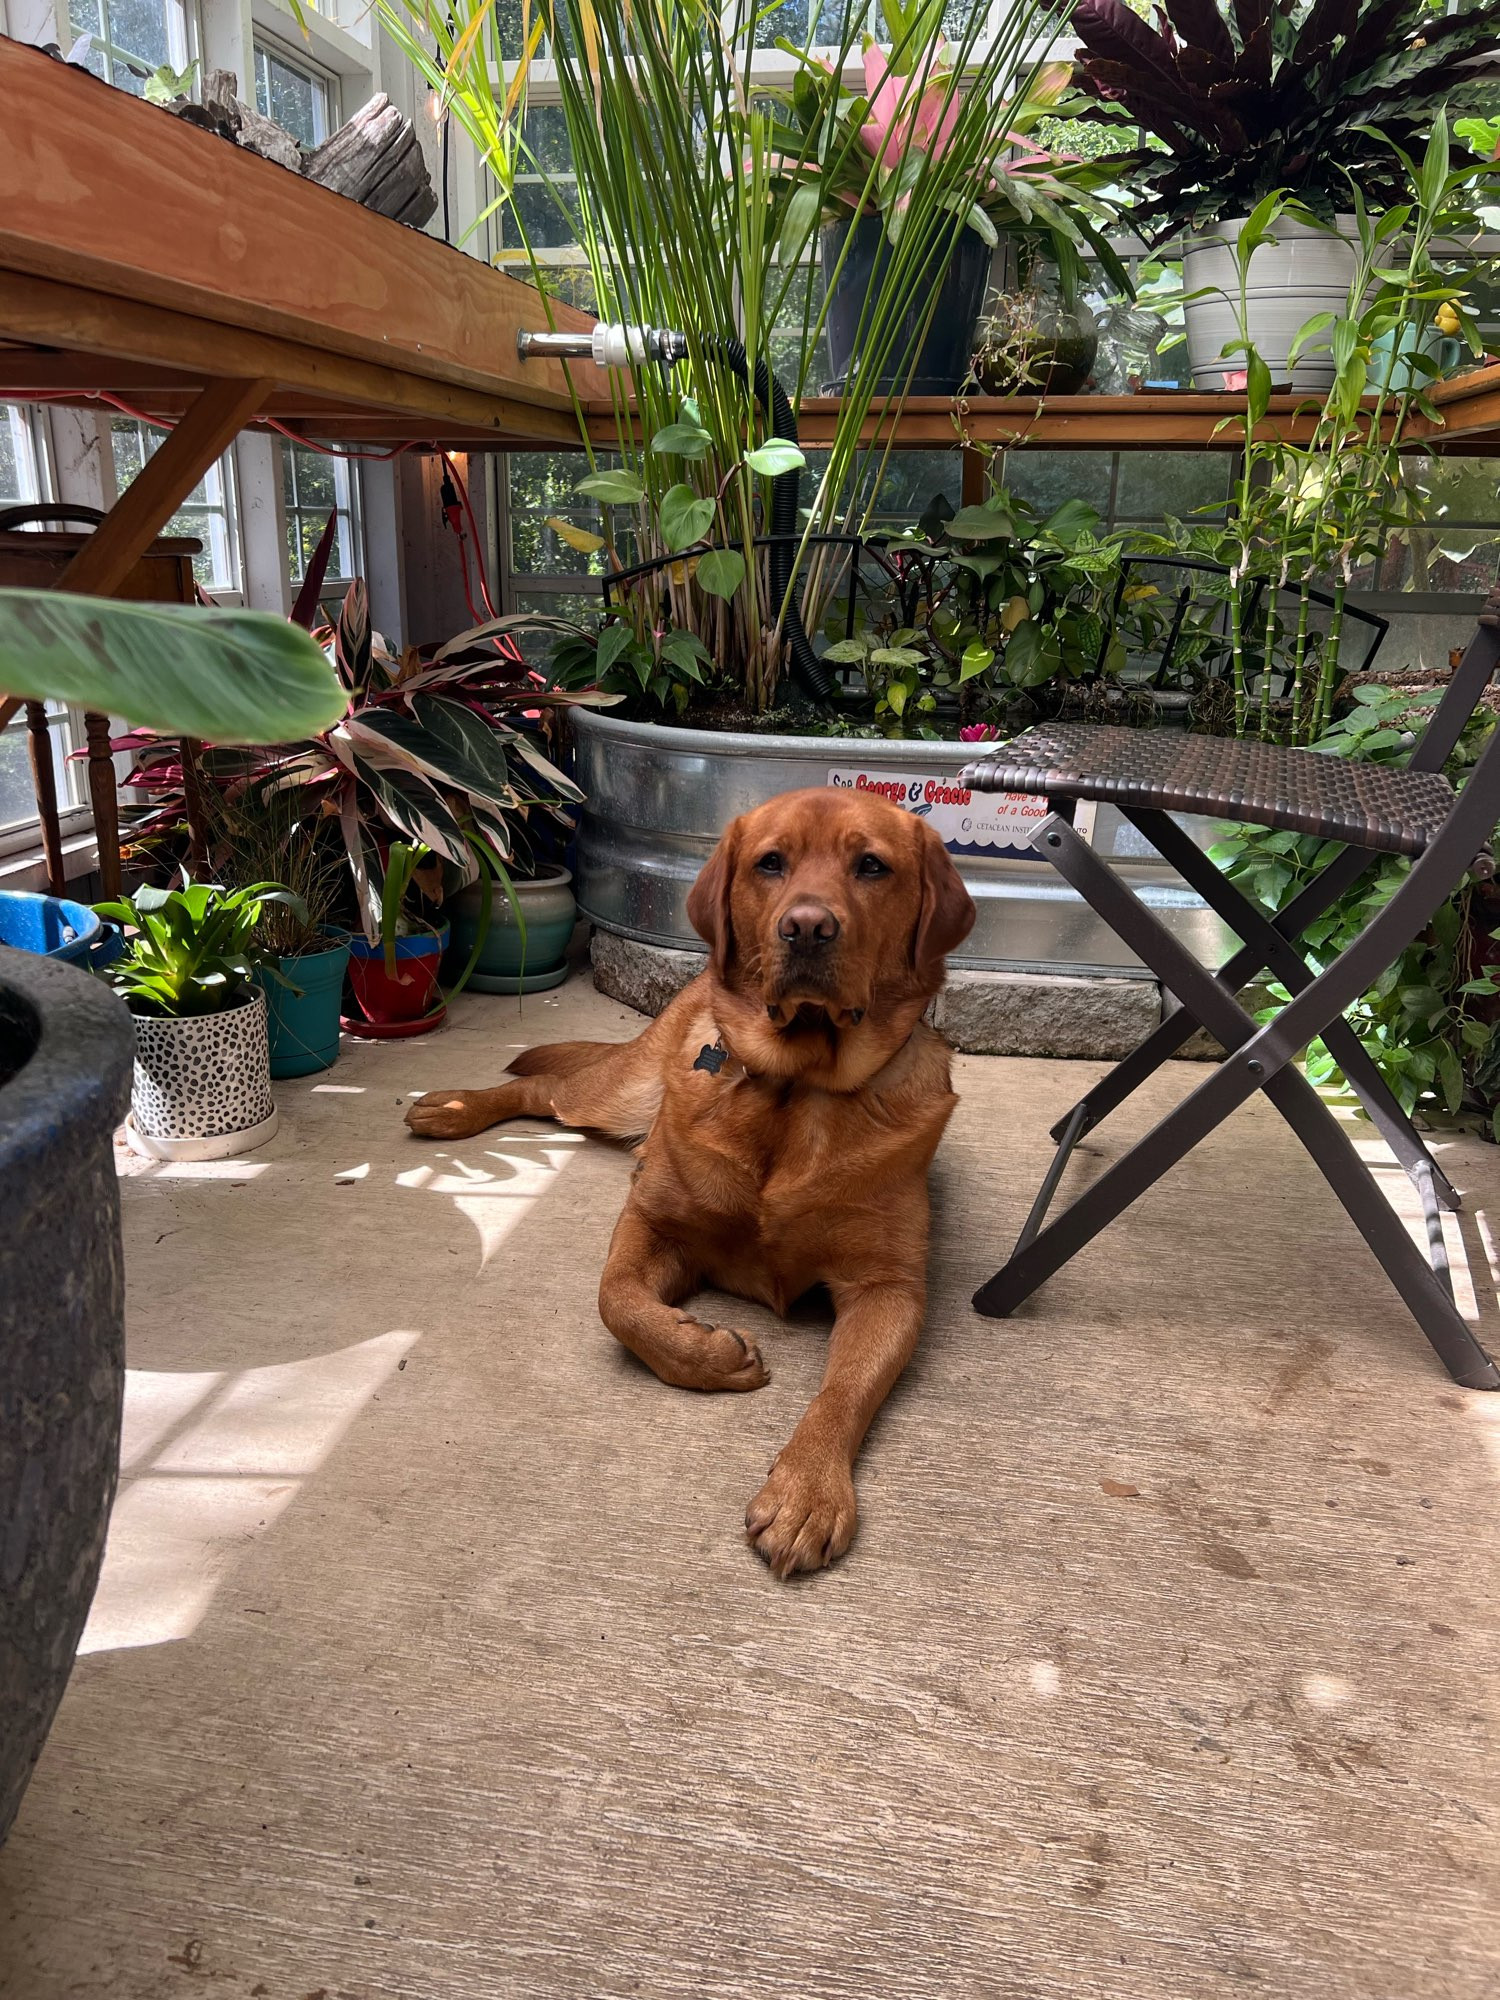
[595,624,635,677]
[575,470,647,505]
[945,505,1016,541]
[0,591,346,741]
[959,642,995,682]
[545,516,606,554]
[744,438,806,477]
[695,548,746,599]
[650,421,713,460]
[660,484,716,552]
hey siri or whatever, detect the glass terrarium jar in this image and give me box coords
[972,260,1099,396]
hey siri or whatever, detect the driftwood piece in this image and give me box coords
[302,95,438,228]
[173,68,302,170]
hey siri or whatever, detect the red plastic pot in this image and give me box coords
[342,924,449,1040]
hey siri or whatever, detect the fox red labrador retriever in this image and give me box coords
[406,787,975,1576]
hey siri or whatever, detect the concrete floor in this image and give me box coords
[2,968,1499,2000]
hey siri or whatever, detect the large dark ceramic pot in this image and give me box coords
[0,945,133,1842]
[820,214,991,395]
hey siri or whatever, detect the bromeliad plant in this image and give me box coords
[95,878,308,1018]
[375,0,1066,712]
[763,35,1128,300]
[1069,0,1500,234]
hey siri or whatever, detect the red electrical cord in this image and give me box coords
[21,390,525,661]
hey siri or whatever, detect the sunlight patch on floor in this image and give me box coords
[79,1331,418,1657]
[398,1140,581,1268]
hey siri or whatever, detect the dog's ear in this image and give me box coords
[686,818,741,979]
[913,822,975,985]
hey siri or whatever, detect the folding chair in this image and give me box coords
[957,587,1500,1391]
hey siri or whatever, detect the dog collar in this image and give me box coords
[692,1036,748,1082]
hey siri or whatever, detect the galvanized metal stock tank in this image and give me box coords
[570,708,1225,976]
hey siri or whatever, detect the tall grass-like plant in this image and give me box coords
[375,0,1063,710]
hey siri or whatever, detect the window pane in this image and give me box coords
[71,0,171,91]
[112,418,240,591]
[1114,450,1229,525]
[1002,450,1115,519]
[1,408,43,506]
[254,45,328,148]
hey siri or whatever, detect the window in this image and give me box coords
[252,38,336,149]
[282,444,361,586]
[0,409,85,841]
[68,0,190,96]
[110,417,242,594]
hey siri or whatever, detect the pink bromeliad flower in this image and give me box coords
[859,43,960,168]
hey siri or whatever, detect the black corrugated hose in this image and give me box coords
[711,337,836,702]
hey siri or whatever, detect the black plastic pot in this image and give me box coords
[820,214,992,396]
[0,946,133,1843]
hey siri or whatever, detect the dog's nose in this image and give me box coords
[777,902,840,948]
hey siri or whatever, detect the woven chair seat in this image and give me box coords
[959,723,1456,858]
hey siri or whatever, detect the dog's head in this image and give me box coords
[686,789,974,1056]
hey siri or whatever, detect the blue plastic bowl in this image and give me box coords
[0,891,103,965]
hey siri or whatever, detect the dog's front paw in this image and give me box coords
[745,1447,857,1579]
[669,1312,770,1393]
[405,1089,497,1140]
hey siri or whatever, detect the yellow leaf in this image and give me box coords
[545,515,606,554]
[504,11,544,120]
[1000,595,1030,633]
[446,0,493,83]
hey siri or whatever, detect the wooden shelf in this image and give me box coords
[6,33,1500,465]
[0,38,604,448]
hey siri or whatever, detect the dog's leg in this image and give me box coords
[745,1279,922,1578]
[406,1038,664,1143]
[599,1206,770,1394]
[406,995,699,1142]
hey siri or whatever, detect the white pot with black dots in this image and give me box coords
[126,986,278,1161]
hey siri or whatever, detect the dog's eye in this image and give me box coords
[755,851,785,876]
[856,853,891,878]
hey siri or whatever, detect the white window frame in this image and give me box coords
[251,29,340,147]
[110,415,246,601]
[0,404,96,862]
[65,0,195,94]
[280,440,364,595]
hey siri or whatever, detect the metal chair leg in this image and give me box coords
[1042,840,1381,1145]
[1130,808,1462,1212]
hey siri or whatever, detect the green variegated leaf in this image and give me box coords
[0,591,346,741]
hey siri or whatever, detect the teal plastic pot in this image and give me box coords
[445,867,577,994]
[1370,325,1462,393]
[259,929,350,1078]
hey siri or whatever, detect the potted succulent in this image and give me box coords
[93,876,306,1159]
[1068,0,1500,387]
[0,587,344,1844]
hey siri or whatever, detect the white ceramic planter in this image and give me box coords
[126,986,278,1161]
[1182,214,1358,392]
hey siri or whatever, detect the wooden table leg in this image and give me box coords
[85,710,122,900]
[25,700,65,895]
